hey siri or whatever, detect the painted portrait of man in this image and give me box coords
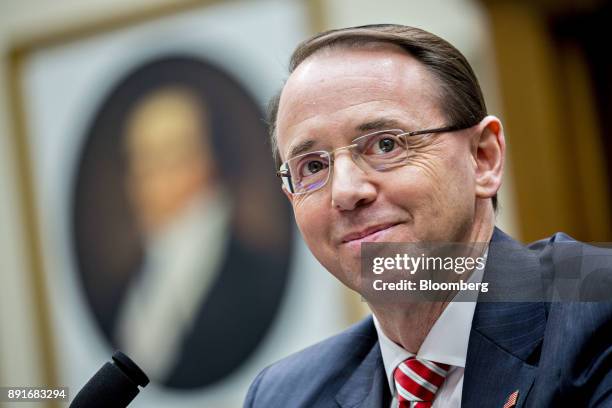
[71,56,292,389]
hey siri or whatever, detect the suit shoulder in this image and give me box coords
[528,231,612,255]
[526,234,612,403]
[528,232,612,302]
[260,316,376,379]
[244,316,378,407]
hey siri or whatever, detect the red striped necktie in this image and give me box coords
[393,357,451,408]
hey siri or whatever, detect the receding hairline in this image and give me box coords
[288,25,445,72]
[296,40,413,62]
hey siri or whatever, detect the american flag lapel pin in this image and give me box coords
[502,390,519,408]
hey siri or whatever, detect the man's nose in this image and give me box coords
[330,153,377,211]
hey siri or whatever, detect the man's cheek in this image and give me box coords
[406,154,446,184]
[291,191,320,212]
[295,211,322,243]
[302,219,323,242]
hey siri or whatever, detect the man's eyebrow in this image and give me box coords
[287,139,316,159]
[356,118,404,133]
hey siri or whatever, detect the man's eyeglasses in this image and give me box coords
[277,125,470,195]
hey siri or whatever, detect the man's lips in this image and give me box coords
[341,223,400,243]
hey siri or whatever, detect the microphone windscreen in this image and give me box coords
[69,352,149,408]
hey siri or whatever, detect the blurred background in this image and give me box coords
[0,0,610,407]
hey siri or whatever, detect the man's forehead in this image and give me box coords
[276,45,442,159]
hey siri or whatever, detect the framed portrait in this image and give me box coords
[9,0,353,406]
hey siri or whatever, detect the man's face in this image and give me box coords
[276,45,479,291]
[125,88,215,235]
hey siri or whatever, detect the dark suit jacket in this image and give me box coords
[244,229,612,407]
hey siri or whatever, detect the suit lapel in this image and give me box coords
[335,331,389,408]
[463,328,538,408]
[463,228,547,408]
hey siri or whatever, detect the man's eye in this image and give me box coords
[377,138,396,153]
[365,135,403,155]
[301,160,328,176]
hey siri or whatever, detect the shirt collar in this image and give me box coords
[372,250,486,395]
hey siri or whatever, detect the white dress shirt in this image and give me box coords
[373,254,486,408]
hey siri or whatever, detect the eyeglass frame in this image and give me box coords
[276,123,474,195]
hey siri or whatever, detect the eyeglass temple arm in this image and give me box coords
[407,123,477,137]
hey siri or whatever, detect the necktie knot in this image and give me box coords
[393,357,450,407]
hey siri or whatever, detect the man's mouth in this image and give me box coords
[341,223,400,244]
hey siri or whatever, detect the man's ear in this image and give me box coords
[471,115,505,200]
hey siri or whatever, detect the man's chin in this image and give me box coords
[328,259,363,293]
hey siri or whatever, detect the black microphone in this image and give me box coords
[70,351,149,407]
